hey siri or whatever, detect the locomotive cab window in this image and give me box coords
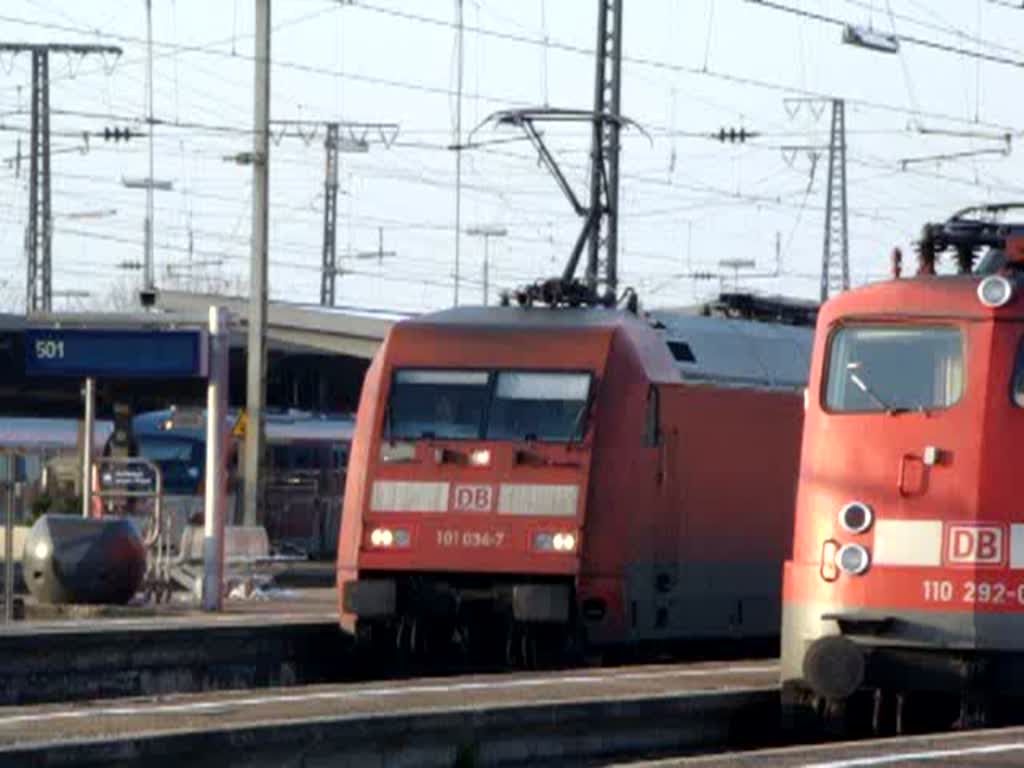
[387,369,489,440]
[137,436,204,494]
[825,325,963,413]
[486,371,591,442]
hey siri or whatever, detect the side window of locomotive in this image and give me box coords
[642,386,660,447]
[667,341,696,363]
[825,325,964,412]
[1012,337,1024,407]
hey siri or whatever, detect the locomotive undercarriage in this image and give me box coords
[783,602,1024,734]
[783,650,1024,736]
[348,572,577,666]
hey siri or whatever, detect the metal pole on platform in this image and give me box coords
[203,306,229,611]
[4,457,14,625]
[81,377,95,518]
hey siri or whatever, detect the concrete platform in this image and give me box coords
[0,588,344,705]
[628,724,1024,766]
[8,585,337,629]
[0,662,780,766]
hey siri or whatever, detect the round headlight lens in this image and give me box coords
[551,533,577,552]
[836,543,871,576]
[370,528,395,547]
[978,275,1014,308]
[839,501,873,534]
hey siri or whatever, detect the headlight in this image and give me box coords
[534,532,577,552]
[370,528,392,547]
[369,527,410,548]
[978,275,1014,308]
[33,541,50,560]
[836,543,871,576]
[839,501,873,534]
[553,533,576,552]
[469,449,491,467]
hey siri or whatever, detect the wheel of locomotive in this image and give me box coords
[529,624,570,669]
[504,623,520,667]
[521,627,536,669]
[395,616,416,656]
[426,619,456,660]
[461,615,504,665]
[780,683,825,736]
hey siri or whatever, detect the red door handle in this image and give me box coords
[898,453,917,497]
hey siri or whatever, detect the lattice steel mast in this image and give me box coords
[821,99,850,302]
[585,0,623,298]
[0,43,122,313]
[320,123,340,307]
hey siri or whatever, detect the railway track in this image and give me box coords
[614,725,1024,767]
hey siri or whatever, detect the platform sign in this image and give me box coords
[24,328,207,378]
[97,461,160,495]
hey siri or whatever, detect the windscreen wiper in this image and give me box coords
[847,363,900,415]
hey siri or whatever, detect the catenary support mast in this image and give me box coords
[0,43,122,313]
[243,0,271,527]
[821,98,849,301]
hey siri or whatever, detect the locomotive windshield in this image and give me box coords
[386,368,591,442]
[486,371,590,442]
[825,325,963,413]
[137,436,203,493]
[387,370,490,440]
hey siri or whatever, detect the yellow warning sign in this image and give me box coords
[231,410,248,438]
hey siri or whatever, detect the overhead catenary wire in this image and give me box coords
[0,1,1019,314]
[745,0,1024,70]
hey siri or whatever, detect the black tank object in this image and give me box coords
[22,515,145,605]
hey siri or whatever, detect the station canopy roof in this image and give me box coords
[154,290,406,359]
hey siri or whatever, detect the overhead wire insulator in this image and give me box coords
[715,127,757,143]
[102,126,133,142]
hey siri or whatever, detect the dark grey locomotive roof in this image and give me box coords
[410,305,812,391]
[408,305,640,330]
[651,311,812,390]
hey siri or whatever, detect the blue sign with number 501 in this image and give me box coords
[25,328,207,378]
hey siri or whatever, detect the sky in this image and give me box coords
[0,0,1022,314]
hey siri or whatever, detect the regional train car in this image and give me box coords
[781,204,1024,732]
[106,409,354,558]
[338,305,808,662]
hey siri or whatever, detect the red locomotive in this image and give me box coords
[782,204,1024,731]
[338,303,807,662]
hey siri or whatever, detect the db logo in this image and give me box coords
[453,485,493,512]
[946,524,1004,565]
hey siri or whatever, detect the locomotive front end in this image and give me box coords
[338,308,605,660]
[782,273,1024,730]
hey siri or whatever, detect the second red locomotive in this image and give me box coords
[782,204,1024,731]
